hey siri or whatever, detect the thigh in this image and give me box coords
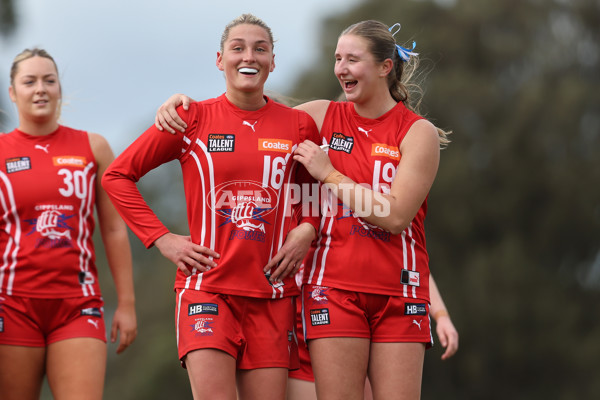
[367,342,425,400]
[0,344,46,400]
[237,367,288,400]
[185,348,237,400]
[287,377,317,400]
[309,337,370,400]
[46,337,107,400]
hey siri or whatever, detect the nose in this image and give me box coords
[34,80,46,94]
[242,48,255,62]
[334,60,348,76]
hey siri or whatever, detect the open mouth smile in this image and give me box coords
[239,67,258,75]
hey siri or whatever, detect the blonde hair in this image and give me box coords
[220,13,274,52]
[10,48,59,86]
[341,21,450,147]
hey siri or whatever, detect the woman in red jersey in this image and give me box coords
[102,14,320,400]
[155,19,453,400]
[0,48,137,400]
[290,20,451,400]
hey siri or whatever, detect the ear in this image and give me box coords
[8,85,16,103]
[270,54,275,73]
[216,51,224,71]
[380,58,394,78]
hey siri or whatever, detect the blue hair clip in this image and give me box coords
[388,22,418,62]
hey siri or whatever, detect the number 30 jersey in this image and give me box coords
[0,126,100,298]
[103,95,320,299]
[304,101,431,302]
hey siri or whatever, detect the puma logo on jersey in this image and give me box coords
[35,144,50,153]
[358,127,372,137]
[87,319,99,329]
[412,319,422,330]
[243,120,258,132]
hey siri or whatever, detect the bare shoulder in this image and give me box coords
[87,132,114,165]
[405,119,440,146]
[294,100,331,131]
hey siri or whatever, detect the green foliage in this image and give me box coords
[291,0,600,398]
[0,0,17,36]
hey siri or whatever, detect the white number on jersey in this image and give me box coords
[262,155,286,190]
[58,168,88,199]
[372,160,396,194]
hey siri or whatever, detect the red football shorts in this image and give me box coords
[288,295,314,381]
[0,295,107,346]
[175,289,299,370]
[302,284,433,346]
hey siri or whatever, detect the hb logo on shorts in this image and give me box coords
[188,303,219,316]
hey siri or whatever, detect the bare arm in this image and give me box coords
[89,132,137,354]
[429,274,459,360]
[293,100,331,132]
[294,119,440,234]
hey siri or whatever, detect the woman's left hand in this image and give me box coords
[263,222,316,283]
[111,302,138,354]
[293,140,335,182]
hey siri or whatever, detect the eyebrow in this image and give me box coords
[20,73,58,79]
[229,38,271,46]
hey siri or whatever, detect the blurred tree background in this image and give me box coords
[3,0,600,399]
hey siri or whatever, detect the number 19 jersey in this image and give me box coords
[304,101,431,302]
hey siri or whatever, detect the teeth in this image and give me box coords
[239,67,258,74]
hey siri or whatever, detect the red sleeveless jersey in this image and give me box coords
[103,95,320,299]
[0,126,101,298]
[304,101,431,301]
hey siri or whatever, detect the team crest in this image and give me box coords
[25,208,75,249]
[310,286,329,305]
[190,318,215,336]
[210,180,278,242]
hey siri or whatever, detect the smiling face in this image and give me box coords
[9,55,61,125]
[334,34,392,106]
[216,23,275,96]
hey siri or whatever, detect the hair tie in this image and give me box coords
[395,42,418,62]
[388,22,418,62]
[389,23,402,38]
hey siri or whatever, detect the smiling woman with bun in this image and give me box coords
[102,14,320,400]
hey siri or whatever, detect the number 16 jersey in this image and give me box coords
[103,94,320,299]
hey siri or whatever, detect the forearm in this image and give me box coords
[323,171,410,234]
[101,224,136,306]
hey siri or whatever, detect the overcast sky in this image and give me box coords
[0,0,358,152]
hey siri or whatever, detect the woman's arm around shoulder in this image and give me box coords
[155,94,196,134]
[89,132,138,354]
